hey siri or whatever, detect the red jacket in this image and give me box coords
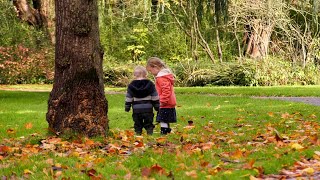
[155,69,176,108]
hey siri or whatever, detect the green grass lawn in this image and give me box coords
[0,86,320,179]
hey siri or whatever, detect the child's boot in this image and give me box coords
[166,127,171,134]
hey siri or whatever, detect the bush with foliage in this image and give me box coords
[0,1,48,48]
[0,45,54,84]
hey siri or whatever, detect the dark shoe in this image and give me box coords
[160,127,167,135]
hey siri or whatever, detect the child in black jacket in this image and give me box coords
[125,66,159,135]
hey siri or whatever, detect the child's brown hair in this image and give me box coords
[146,57,167,69]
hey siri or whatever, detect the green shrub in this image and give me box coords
[172,58,320,87]
[253,57,320,86]
[172,59,256,86]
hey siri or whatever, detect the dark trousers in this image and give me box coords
[132,112,154,135]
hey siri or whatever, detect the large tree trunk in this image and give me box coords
[47,0,108,137]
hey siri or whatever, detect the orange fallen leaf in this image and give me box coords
[231,149,243,159]
[6,128,16,134]
[243,159,255,169]
[151,164,166,175]
[267,112,274,117]
[134,141,144,147]
[24,122,33,129]
[0,145,10,153]
[85,138,95,146]
[185,170,197,178]
[156,137,167,143]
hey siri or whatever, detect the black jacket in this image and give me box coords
[125,79,159,113]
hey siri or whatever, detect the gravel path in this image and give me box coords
[1,87,320,106]
[253,97,320,106]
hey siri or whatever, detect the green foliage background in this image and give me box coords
[1,0,320,86]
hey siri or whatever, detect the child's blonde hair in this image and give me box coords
[134,65,148,78]
[146,57,167,69]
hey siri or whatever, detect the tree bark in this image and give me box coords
[13,0,42,27]
[13,0,55,44]
[244,21,273,59]
[47,0,108,137]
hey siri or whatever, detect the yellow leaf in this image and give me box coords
[71,152,80,157]
[223,170,233,174]
[302,167,314,175]
[291,143,304,150]
[24,169,33,174]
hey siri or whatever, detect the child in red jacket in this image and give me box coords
[146,57,177,135]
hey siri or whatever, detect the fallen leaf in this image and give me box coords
[302,167,314,175]
[141,167,151,177]
[156,137,167,143]
[24,122,33,129]
[291,143,304,150]
[214,105,221,110]
[249,175,260,180]
[243,159,255,169]
[85,138,95,146]
[124,172,131,180]
[267,112,274,117]
[231,149,243,159]
[24,169,33,174]
[151,164,166,175]
[6,128,16,134]
[185,170,197,178]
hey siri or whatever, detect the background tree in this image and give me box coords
[47,0,108,137]
[12,0,55,43]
